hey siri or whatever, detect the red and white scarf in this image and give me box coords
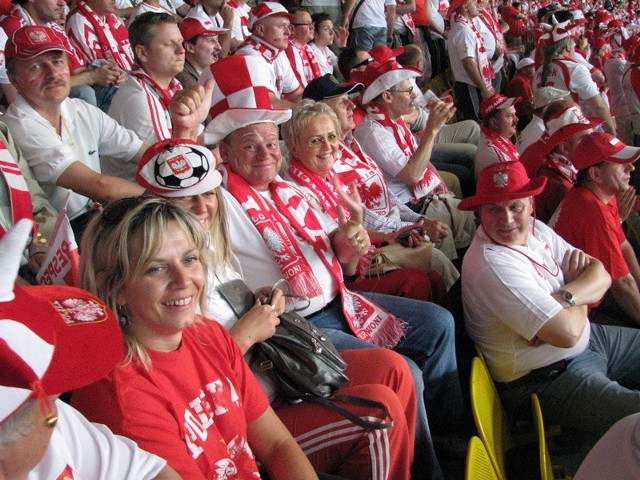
[542,151,576,183]
[228,0,250,40]
[0,142,34,238]
[336,137,393,217]
[366,103,447,201]
[73,0,134,70]
[453,13,494,87]
[396,0,417,35]
[131,65,182,140]
[478,8,507,56]
[242,35,281,64]
[220,164,406,348]
[285,39,322,87]
[480,126,520,162]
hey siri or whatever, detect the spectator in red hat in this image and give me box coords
[475,94,521,177]
[3,24,212,241]
[0,0,119,109]
[551,132,640,326]
[535,19,616,135]
[520,101,603,222]
[177,17,224,89]
[183,0,234,59]
[460,160,640,466]
[353,60,477,261]
[0,220,180,480]
[235,1,303,107]
[447,0,495,121]
[284,8,323,88]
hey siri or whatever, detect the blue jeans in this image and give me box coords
[499,323,640,438]
[349,26,387,50]
[309,293,462,479]
[69,85,97,107]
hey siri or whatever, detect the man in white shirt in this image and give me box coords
[460,160,640,458]
[284,8,322,88]
[342,0,396,50]
[517,86,569,153]
[235,2,303,107]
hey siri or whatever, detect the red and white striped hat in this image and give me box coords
[0,220,123,423]
[248,2,295,31]
[573,132,640,170]
[179,17,227,42]
[480,94,521,118]
[203,55,291,145]
[537,20,577,47]
[351,60,422,105]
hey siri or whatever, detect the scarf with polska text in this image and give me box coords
[480,126,520,162]
[220,164,406,348]
[74,0,134,70]
[0,141,34,238]
[366,103,447,201]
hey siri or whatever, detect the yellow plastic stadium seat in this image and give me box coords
[466,436,500,480]
[470,356,513,480]
[531,394,572,480]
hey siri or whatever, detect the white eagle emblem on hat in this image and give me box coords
[52,298,108,325]
[493,171,509,188]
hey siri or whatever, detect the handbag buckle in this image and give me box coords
[259,360,274,371]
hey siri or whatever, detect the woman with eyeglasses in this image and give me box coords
[73,143,421,479]
[282,100,454,306]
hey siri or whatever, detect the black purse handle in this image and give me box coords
[305,394,394,430]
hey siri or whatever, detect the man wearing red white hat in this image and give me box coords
[184,0,234,59]
[235,1,303,107]
[177,17,225,89]
[0,220,180,479]
[551,132,640,326]
[461,160,640,456]
[353,59,477,261]
[521,101,603,222]
[475,93,521,177]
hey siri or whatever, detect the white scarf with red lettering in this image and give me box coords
[479,8,507,56]
[454,13,494,86]
[220,164,406,348]
[366,103,447,201]
[0,142,34,238]
[480,126,520,162]
[336,137,393,217]
[74,0,134,70]
[131,65,182,140]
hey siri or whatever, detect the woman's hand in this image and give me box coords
[229,287,284,354]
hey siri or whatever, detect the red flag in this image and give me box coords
[36,191,80,287]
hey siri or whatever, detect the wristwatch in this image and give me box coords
[558,290,576,307]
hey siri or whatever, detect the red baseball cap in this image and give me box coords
[0,220,123,423]
[369,45,404,64]
[573,132,640,171]
[5,25,71,62]
[458,161,547,211]
[248,2,295,31]
[480,94,521,118]
[179,17,227,42]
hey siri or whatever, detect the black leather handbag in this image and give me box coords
[218,279,393,430]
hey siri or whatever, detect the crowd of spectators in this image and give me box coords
[5,0,640,477]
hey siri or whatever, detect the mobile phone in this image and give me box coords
[397,227,425,246]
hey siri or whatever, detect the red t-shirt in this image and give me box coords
[72,320,270,480]
[553,187,630,282]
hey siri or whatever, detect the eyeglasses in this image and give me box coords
[388,87,414,94]
[307,132,339,148]
[351,57,374,70]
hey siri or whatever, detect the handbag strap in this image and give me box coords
[304,394,394,430]
[218,279,256,319]
[348,0,367,31]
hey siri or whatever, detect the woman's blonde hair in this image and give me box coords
[281,99,342,152]
[79,197,210,368]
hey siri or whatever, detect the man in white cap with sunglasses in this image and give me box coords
[461,160,640,463]
[552,132,640,327]
[0,220,181,479]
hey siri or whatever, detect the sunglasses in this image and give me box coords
[351,57,374,70]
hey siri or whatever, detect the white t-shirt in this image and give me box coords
[449,17,483,86]
[308,42,336,75]
[221,186,339,317]
[351,0,396,29]
[604,56,630,118]
[230,2,250,42]
[517,115,544,153]
[623,63,640,134]
[476,14,504,72]
[128,2,175,26]
[29,401,167,479]
[461,221,590,383]
[186,4,225,29]
[3,96,142,219]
